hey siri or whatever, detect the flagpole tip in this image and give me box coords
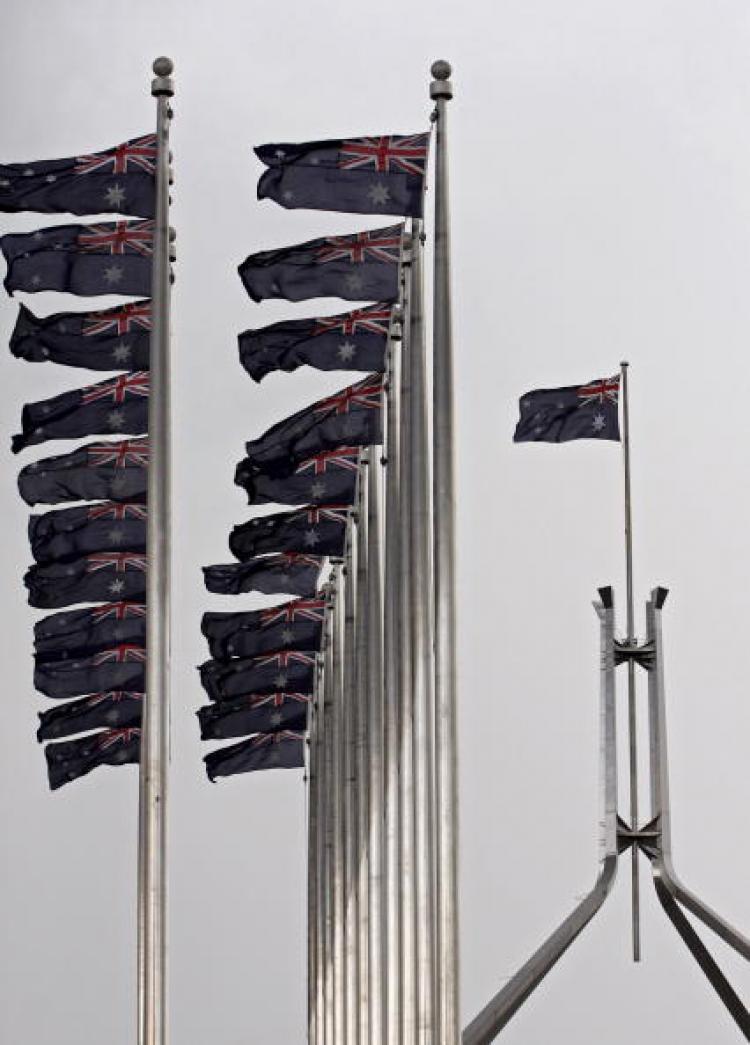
[431,59,452,79]
[620,360,629,368]
[153,56,174,76]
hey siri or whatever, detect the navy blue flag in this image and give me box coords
[229,506,348,561]
[514,375,621,444]
[37,691,143,741]
[238,224,403,303]
[0,134,156,217]
[29,503,146,564]
[1,219,153,297]
[255,133,428,218]
[10,300,151,370]
[204,730,305,781]
[239,303,391,382]
[34,601,146,660]
[18,437,149,507]
[201,595,326,660]
[199,649,317,702]
[25,551,147,609]
[12,371,149,454]
[35,644,145,698]
[45,726,140,790]
[237,446,361,507]
[198,691,311,740]
[237,375,382,481]
[203,553,323,598]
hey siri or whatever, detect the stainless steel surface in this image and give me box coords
[332,574,346,1045]
[461,590,620,1044]
[307,698,319,1045]
[430,59,460,1044]
[355,472,371,1043]
[323,592,336,1044]
[344,526,360,1045]
[138,55,173,1045]
[620,361,640,962]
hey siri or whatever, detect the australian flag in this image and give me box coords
[18,437,149,507]
[238,224,403,304]
[198,691,311,740]
[25,552,147,609]
[0,134,156,217]
[45,726,140,790]
[236,447,361,507]
[1,219,153,297]
[255,133,428,218]
[34,601,146,660]
[12,372,149,454]
[237,375,382,481]
[203,553,323,598]
[10,300,151,371]
[239,303,391,383]
[204,730,305,781]
[201,595,326,660]
[35,644,145,699]
[514,375,621,443]
[199,649,317,702]
[229,506,348,561]
[29,503,146,564]
[38,691,143,742]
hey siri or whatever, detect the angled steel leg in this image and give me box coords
[462,587,620,1044]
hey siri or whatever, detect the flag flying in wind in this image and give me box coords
[25,552,147,609]
[238,303,391,382]
[35,644,146,699]
[0,134,156,217]
[28,503,147,564]
[37,691,143,742]
[513,375,621,444]
[10,300,151,370]
[12,372,149,454]
[1,220,153,296]
[199,649,317,702]
[198,691,311,740]
[238,224,403,303]
[18,437,149,507]
[201,595,327,660]
[34,601,146,660]
[203,553,323,598]
[255,133,429,217]
[236,446,361,507]
[229,505,348,561]
[204,730,305,781]
[237,375,382,480]
[45,727,140,790]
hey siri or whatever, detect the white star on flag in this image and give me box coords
[104,183,127,207]
[338,341,357,362]
[367,182,391,206]
[103,265,124,285]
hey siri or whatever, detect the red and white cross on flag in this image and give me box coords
[86,552,147,574]
[92,644,146,665]
[91,601,146,623]
[81,372,149,405]
[87,503,147,521]
[251,692,312,708]
[260,597,327,627]
[316,226,403,265]
[577,375,620,407]
[83,301,152,337]
[339,134,429,176]
[295,448,361,476]
[86,691,143,706]
[313,304,393,337]
[78,219,154,255]
[96,726,141,750]
[255,650,316,669]
[276,552,323,569]
[314,374,384,415]
[88,438,150,469]
[303,506,349,525]
[251,729,304,749]
[75,135,157,176]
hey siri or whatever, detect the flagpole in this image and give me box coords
[332,569,347,1045]
[138,56,173,1045]
[323,588,337,1044]
[314,637,327,1045]
[343,523,360,1044]
[430,59,460,1042]
[355,465,371,1042]
[620,360,640,962]
[307,702,318,1045]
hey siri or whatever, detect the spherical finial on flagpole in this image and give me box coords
[153,56,174,77]
[430,59,453,100]
[431,59,452,80]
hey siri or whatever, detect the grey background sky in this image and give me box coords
[1,1,749,1042]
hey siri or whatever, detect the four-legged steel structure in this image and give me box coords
[463,587,750,1043]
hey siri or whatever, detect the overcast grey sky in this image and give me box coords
[1,1,749,1042]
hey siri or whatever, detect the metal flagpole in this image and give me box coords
[138,55,173,1045]
[314,636,328,1045]
[430,59,460,1042]
[355,466,371,1043]
[620,360,640,961]
[408,216,437,1040]
[383,308,404,1042]
[343,522,360,1044]
[367,453,385,1045]
[332,570,347,1045]
[307,700,319,1044]
[323,587,337,1045]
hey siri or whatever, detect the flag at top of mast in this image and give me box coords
[513,374,621,443]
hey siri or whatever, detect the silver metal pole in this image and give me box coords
[323,591,336,1045]
[307,706,318,1045]
[620,360,640,961]
[332,572,346,1045]
[430,59,460,1042]
[343,529,360,1045]
[355,470,371,1043]
[138,56,173,1045]
[314,638,328,1045]
[383,311,404,1042]
[366,455,385,1045]
[408,218,437,1040]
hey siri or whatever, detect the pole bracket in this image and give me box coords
[616,815,660,859]
[614,639,655,670]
